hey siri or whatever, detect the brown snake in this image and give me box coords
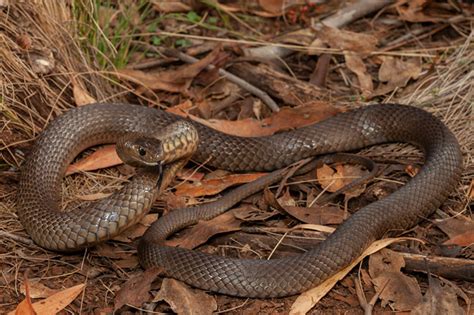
[17,103,462,298]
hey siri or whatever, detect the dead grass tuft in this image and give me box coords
[0,2,120,168]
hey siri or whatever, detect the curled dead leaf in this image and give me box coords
[344,52,374,97]
[153,278,217,315]
[165,211,241,249]
[114,267,163,311]
[10,284,86,315]
[66,145,122,175]
[373,56,421,96]
[72,81,96,106]
[316,163,369,198]
[369,249,422,311]
[316,25,379,55]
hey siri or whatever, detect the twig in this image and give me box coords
[0,230,35,246]
[132,41,280,112]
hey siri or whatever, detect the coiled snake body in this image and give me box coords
[17,103,462,298]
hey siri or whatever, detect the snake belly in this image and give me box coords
[17,103,463,298]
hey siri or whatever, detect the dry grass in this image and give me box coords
[0,1,472,313]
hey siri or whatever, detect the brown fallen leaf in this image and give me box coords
[316,25,379,56]
[412,277,465,315]
[14,275,36,315]
[169,100,340,137]
[175,173,267,197]
[9,284,86,315]
[20,279,58,299]
[443,231,474,247]
[316,163,369,198]
[435,216,474,247]
[114,267,163,311]
[369,249,422,311]
[165,211,241,249]
[344,52,374,97]
[72,78,96,106]
[153,278,217,315]
[233,205,279,222]
[373,56,422,97]
[284,205,345,225]
[290,237,423,315]
[116,47,221,94]
[396,0,442,23]
[264,188,345,225]
[66,145,121,175]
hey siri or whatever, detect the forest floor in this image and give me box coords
[0,1,473,314]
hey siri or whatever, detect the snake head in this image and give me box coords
[116,133,165,167]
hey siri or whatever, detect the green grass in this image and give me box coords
[72,0,152,69]
[71,0,263,68]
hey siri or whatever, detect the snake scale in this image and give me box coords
[17,103,462,298]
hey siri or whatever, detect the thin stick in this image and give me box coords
[133,42,280,112]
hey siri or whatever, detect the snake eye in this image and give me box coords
[138,146,147,157]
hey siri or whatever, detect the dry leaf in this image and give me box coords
[166,211,241,249]
[369,249,422,311]
[94,243,134,260]
[14,276,36,315]
[264,188,345,225]
[175,173,267,197]
[10,284,86,315]
[20,280,58,299]
[435,216,474,247]
[443,231,474,247]
[284,205,345,225]
[396,0,442,23]
[316,25,378,55]
[66,145,121,175]
[233,205,279,222]
[114,267,163,311]
[152,0,191,13]
[153,278,217,315]
[373,56,422,96]
[169,101,340,137]
[72,81,96,106]
[116,47,220,93]
[289,237,422,315]
[412,277,465,315]
[344,52,374,97]
[316,163,369,198]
